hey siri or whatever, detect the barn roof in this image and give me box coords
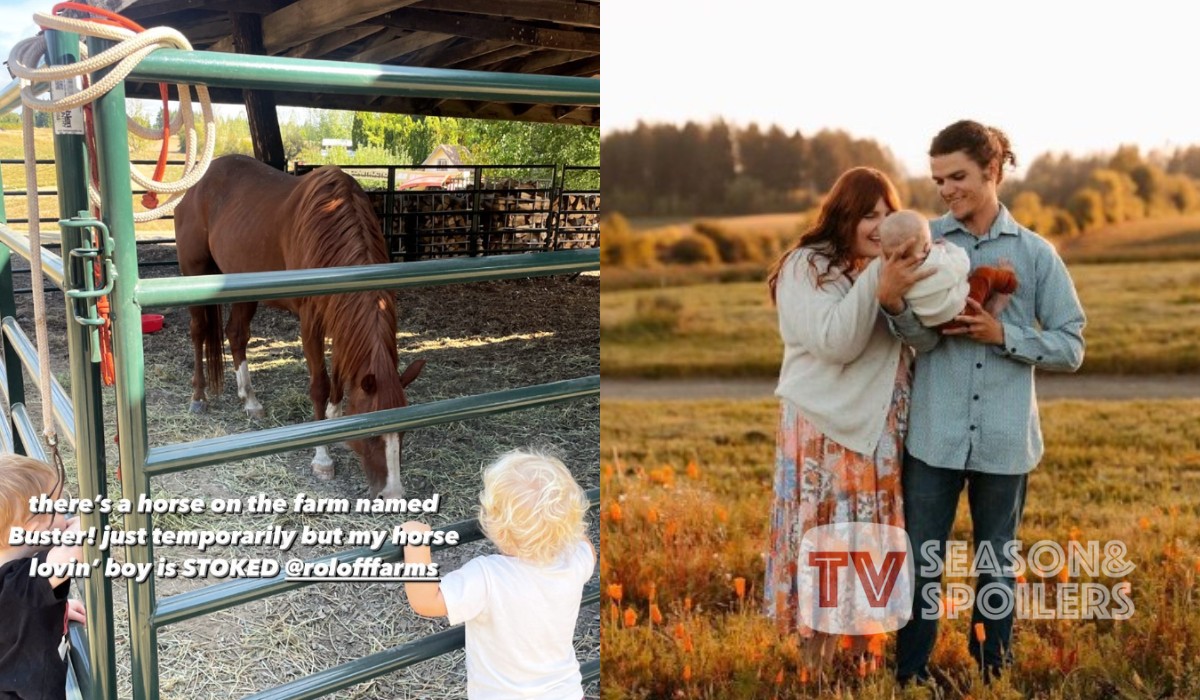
[90,0,600,127]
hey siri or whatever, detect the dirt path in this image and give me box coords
[601,374,1200,401]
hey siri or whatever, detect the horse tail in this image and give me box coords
[203,304,225,394]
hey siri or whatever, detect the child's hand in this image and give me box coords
[66,599,86,624]
[403,520,431,534]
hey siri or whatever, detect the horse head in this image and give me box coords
[345,358,426,499]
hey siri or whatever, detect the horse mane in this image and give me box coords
[293,167,402,411]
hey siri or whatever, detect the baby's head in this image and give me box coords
[879,210,932,258]
[0,455,63,541]
[478,450,588,565]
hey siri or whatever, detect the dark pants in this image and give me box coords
[895,452,1028,682]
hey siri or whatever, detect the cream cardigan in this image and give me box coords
[774,248,903,455]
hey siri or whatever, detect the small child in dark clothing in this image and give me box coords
[0,455,87,700]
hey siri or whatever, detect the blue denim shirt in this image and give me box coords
[884,205,1086,474]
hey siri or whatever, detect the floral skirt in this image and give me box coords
[763,353,911,662]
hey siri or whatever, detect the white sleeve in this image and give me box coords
[440,557,490,625]
[904,245,970,326]
[778,251,883,364]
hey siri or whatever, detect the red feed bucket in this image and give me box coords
[141,313,164,333]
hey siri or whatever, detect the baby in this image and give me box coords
[403,450,595,699]
[879,210,1017,328]
[0,455,87,700]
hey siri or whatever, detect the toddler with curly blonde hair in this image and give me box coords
[403,450,594,699]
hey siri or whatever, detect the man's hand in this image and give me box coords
[942,298,1005,345]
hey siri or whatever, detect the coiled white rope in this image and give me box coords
[9,10,216,220]
[7,9,216,449]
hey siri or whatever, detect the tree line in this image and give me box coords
[602,121,1200,235]
[2,106,600,169]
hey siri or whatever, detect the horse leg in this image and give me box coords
[300,310,335,480]
[188,306,209,412]
[226,301,263,419]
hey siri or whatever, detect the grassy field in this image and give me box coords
[0,126,181,236]
[600,259,1200,377]
[600,399,1200,699]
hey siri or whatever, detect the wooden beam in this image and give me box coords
[447,45,539,71]
[537,55,600,77]
[120,0,288,21]
[349,32,455,64]
[282,25,385,59]
[397,38,504,68]
[210,0,421,55]
[371,8,598,52]
[410,0,600,28]
[491,49,593,74]
[230,12,286,170]
[185,17,235,46]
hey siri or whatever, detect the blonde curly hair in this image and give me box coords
[0,454,59,534]
[478,450,588,565]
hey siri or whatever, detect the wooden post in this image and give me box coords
[230,12,287,171]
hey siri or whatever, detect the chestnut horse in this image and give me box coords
[174,154,424,498]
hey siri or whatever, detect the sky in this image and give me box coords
[601,0,1200,177]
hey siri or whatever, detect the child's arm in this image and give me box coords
[401,521,448,618]
[45,518,84,589]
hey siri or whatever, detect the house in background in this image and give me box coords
[423,144,471,169]
[320,137,354,157]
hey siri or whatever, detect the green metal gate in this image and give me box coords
[0,27,599,700]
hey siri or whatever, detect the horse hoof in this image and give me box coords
[378,486,405,500]
[189,400,207,414]
[311,457,335,481]
[245,406,265,420]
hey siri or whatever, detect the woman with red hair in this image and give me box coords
[764,167,929,673]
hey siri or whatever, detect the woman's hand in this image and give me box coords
[877,237,934,314]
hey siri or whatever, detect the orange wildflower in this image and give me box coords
[775,669,784,685]
[674,622,686,640]
[857,657,867,677]
[646,507,659,524]
[974,622,986,643]
[715,506,728,524]
[1057,566,1070,584]
[867,634,885,657]
[839,635,853,651]
[682,664,692,682]
[684,596,692,613]
[687,460,700,479]
[650,603,664,625]
[607,583,623,604]
[1016,573,1027,585]
[734,577,746,600]
[1138,516,1151,531]
[799,668,810,684]
[1068,526,1081,541]
[683,635,694,653]
[623,607,637,627]
[609,501,623,523]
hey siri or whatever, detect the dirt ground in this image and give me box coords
[11,243,599,699]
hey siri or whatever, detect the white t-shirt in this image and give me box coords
[441,539,595,699]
